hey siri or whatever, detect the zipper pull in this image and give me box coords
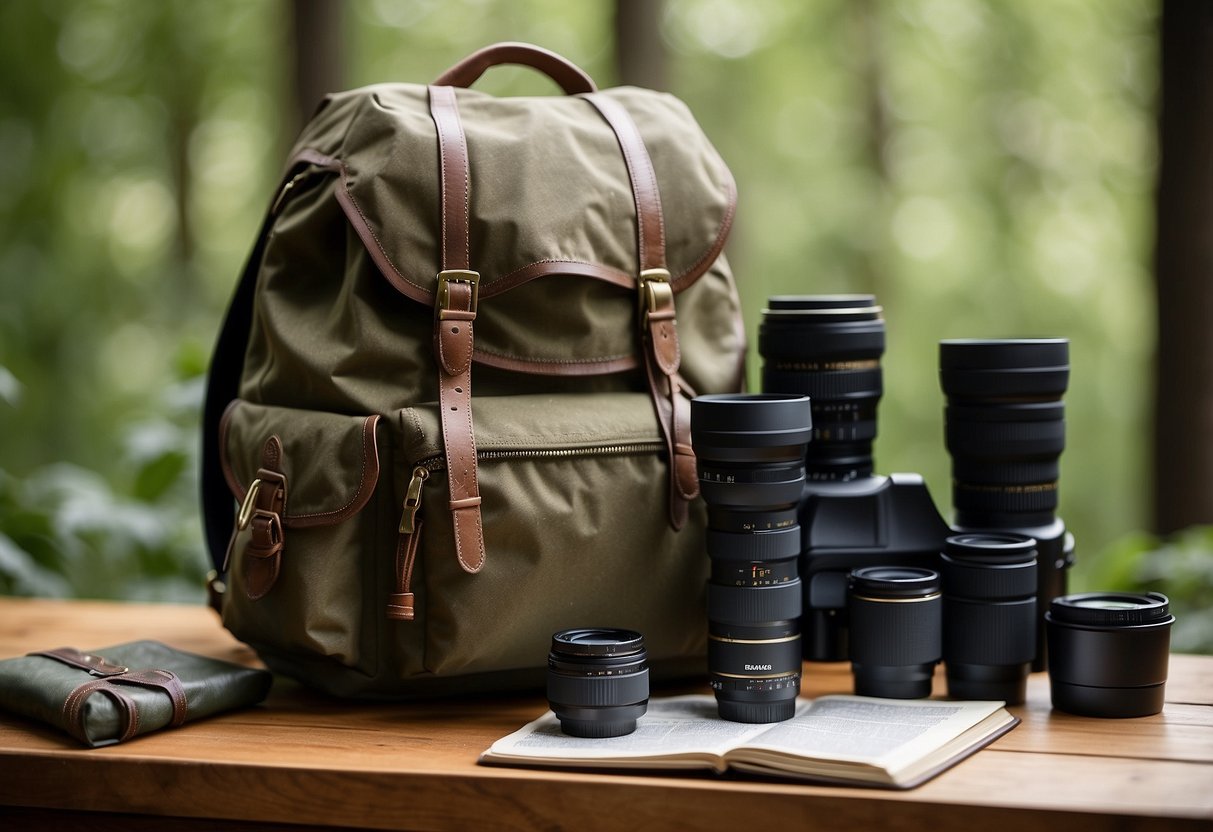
[270,171,309,216]
[399,466,429,534]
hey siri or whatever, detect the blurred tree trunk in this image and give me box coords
[1153,0,1213,535]
[614,0,666,90]
[290,0,344,135]
[853,0,891,300]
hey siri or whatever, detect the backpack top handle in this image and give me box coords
[433,42,597,96]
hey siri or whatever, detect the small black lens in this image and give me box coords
[692,394,812,723]
[760,295,884,481]
[847,566,942,699]
[1046,593,1174,718]
[941,533,1037,704]
[547,628,649,737]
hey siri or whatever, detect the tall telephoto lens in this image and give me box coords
[1046,593,1174,718]
[941,534,1037,704]
[848,567,942,699]
[940,338,1072,670]
[691,394,813,723]
[547,628,649,738]
[759,295,884,481]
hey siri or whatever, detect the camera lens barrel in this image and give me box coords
[759,295,884,480]
[847,567,942,699]
[940,338,1072,672]
[941,533,1037,704]
[1046,593,1174,718]
[939,339,1070,529]
[547,628,649,737]
[692,394,813,723]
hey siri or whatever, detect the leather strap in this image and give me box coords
[428,85,486,574]
[585,93,699,529]
[30,647,129,677]
[62,668,188,744]
[434,42,597,96]
[243,437,288,600]
[387,518,423,621]
[429,85,471,272]
[110,669,188,728]
[583,93,665,272]
[64,679,140,745]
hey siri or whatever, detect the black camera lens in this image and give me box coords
[692,393,813,723]
[940,338,1073,672]
[1046,593,1174,718]
[940,339,1069,527]
[941,534,1037,704]
[847,567,942,699]
[759,295,884,481]
[547,628,649,737]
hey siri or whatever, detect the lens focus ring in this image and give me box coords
[944,598,1036,665]
[709,580,802,624]
[547,670,650,708]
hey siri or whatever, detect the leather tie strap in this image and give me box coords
[51,653,188,745]
[428,84,486,574]
[242,436,288,599]
[584,92,699,529]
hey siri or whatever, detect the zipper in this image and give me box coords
[389,441,665,622]
[397,441,664,536]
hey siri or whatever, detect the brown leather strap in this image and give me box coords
[242,437,288,600]
[434,42,597,96]
[110,669,188,728]
[434,282,485,573]
[428,85,471,272]
[585,93,699,528]
[387,518,423,621]
[428,85,486,574]
[583,93,665,272]
[30,647,129,677]
[63,679,139,745]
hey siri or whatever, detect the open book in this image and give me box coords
[481,694,1018,789]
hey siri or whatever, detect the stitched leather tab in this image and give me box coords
[386,593,416,621]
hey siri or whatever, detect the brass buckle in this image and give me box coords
[638,268,673,318]
[436,269,480,318]
[237,479,262,531]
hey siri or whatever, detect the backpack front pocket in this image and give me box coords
[219,400,386,678]
[395,392,709,681]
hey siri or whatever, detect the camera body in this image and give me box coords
[800,473,950,661]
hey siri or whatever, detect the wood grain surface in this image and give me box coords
[0,597,1209,831]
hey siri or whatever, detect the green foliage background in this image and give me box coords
[0,1,1205,650]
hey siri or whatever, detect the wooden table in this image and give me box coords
[0,598,1209,831]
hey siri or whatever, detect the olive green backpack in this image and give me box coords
[201,43,745,697]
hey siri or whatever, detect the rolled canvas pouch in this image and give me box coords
[0,640,272,747]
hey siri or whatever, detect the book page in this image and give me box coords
[485,695,772,762]
[740,696,1004,770]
